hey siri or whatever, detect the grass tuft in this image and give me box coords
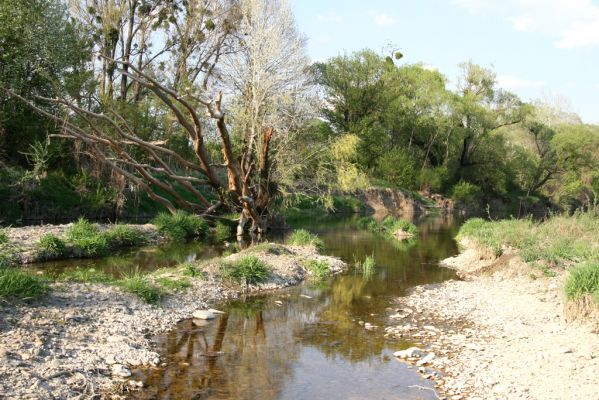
[152,211,209,242]
[39,234,67,257]
[219,255,271,285]
[0,228,8,245]
[357,216,418,239]
[565,262,599,301]
[156,277,191,291]
[305,259,331,280]
[286,229,325,251]
[55,267,113,283]
[0,268,48,300]
[214,221,233,241]
[117,272,163,304]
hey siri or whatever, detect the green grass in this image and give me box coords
[356,255,376,275]
[117,272,163,304]
[152,211,209,242]
[214,221,233,241]
[0,268,48,300]
[357,216,418,239]
[103,225,147,249]
[286,229,325,251]
[66,218,100,241]
[156,277,192,291]
[459,212,599,306]
[219,255,271,285]
[0,228,8,245]
[179,262,205,278]
[305,259,331,280]
[54,267,113,283]
[39,234,67,257]
[564,262,599,301]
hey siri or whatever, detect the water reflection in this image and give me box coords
[133,214,461,399]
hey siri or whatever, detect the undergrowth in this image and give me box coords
[0,268,48,300]
[305,259,331,280]
[152,211,208,242]
[219,255,271,285]
[286,229,325,251]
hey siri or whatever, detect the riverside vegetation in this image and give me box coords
[457,211,599,315]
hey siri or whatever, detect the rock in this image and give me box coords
[558,346,573,354]
[192,310,215,320]
[208,308,225,314]
[416,352,436,366]
[192,319,210,327]
[393,347,424,359]
[104,354,117,365]
[111,364,132,378]
[128,380,144,388]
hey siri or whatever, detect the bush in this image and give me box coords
[117,273,163,303]
[375,148,418,189]
[39,234,67,257]
[286,229,325,251]
[357,216,418,238]
[305,259,331,280]
[220,255,271,284]
[152,211,209,242]
[565,263,599,301]
[0,268,48,300]
[451,181,481,202]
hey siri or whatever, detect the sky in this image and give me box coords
[292,0,599,123]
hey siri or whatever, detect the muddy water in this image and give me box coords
[132,214,461,400]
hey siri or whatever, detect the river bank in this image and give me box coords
[0,244,346,399]
[386,240,599,400]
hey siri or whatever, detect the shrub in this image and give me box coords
[375,148,418,189]
[451,181,481,202]
[357,216,418,238]
[305,259,331,280]
[103,225,147,249]
[117,273,163,303]
[286,229,325,251]
[71,235,110,257]
[39,234,66,257]
[565,263,599,301]
[0,268,48,300]
[220,255,271,285]
[152,211,209,241]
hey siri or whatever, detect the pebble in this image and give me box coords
[111,364,132,378]
[192,310,215,320]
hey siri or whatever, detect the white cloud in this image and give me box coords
[497,75,546,90]
[373,13,397,27]
[453,0,599,48]
[316,11,342,23]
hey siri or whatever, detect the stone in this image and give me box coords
[208,309,225,314]
[111,364,132,378]
[393,347,424,359]
[416,352,436,366]
[192,310,215,320]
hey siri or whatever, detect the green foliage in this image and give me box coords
[38,234,66,257]
[179,262,204,278]
[458,212,599,267]
[375,149,419,189]
[156,277,191,291]
[66,218,99,241]
[214,221,233,241]
[355,255,376,278]
[451,181,482,203]
[305,259,331,280]
[219,255,271,285]
[55,267,112,283]
[103,225,147,249]
[564,263,599,302]
[0,228,8,245]
[152,211,209,242]
[286,229,325,251]
[0,268,48,300]
[117,273,163,304]
[357,216,418,238]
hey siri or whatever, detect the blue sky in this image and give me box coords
[292,0,599,123]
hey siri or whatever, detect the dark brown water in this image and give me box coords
[132,214,461,400]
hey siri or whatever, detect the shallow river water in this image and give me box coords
[127,214,461,400]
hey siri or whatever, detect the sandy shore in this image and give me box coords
[0,244,346,399]
[386,240,599,400]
